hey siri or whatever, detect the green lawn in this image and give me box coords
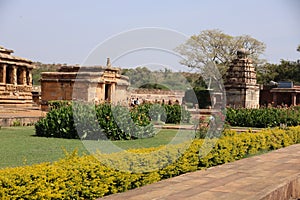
[0,126,194,169]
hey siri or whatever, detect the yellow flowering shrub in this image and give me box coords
[1,126,300,199]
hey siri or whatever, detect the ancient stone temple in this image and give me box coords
[40,58,130,111]
[0,46,34,106]
[225,49,260,108]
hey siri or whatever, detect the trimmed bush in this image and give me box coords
[35,102,190,140]
[131,103,191,124]
[35,103,155,140]
[1,126,300,199]
[226,107,300,128]
[35,104,77,139]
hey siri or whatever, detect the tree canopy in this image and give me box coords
[121,67,192,90]
[175,29,266,79]
[257,45,300,85]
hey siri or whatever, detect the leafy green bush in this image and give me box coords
[129,103,190,124]
[226,107,300,128]
[48,100,70,110]
[35,102,154,140]
[2,126,300,199]
[35,104,77,139]
[35,102,191,140]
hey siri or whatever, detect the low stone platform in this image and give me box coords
[0,107,46,126]
[101,144,300,200]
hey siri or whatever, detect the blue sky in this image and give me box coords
[0,0,299,69]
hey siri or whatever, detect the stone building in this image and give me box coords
[0,46,34,106]
[225,49,260,108]
[271,85,300,106]
[40,58,130,110]
[261,82,300,107]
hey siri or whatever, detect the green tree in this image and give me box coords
[32,62,62,85]
[256,62,279,84]
[257,44,300,85]
[122,67,191,90]
[121,67,155,88]
[175,29,266,79]
[257,60,300,85]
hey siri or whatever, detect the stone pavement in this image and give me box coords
[101,144,300,200]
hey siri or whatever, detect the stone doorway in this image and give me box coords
[104,84,111,101]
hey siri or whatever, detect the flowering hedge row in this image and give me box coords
[226,106,300,128]
[1,127,300,199]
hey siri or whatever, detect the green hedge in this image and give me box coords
[35,103,154,140]
[131,103,191,124]
[35,102,191,140]
[1,127,300,199]
[226,107,300,128]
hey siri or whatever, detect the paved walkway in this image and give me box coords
[101,144,300,200]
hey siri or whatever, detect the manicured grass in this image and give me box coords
[0,126,194,168]
[0,126,88,168]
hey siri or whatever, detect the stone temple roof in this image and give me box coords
[0,45,34,68]
[0,46,14,54]
[237,48,250,59]
[57,58,120,73]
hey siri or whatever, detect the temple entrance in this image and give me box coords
[104,84,111,101]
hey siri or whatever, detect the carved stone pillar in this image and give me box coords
[292,93,297,106]
[22,67,27,85]
[0,64,6,84]
[12,66,17,85]
[111,83,116,102]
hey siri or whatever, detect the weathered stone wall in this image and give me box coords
[260,86,274,106]
[245,86,260,108]
[130,89,185,105]
[115,85,130,106]
[0,116,42,127]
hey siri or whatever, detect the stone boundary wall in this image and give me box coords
[130,89,185,105]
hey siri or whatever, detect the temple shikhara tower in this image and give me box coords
[0,46,34,106]
[225,49,260,108]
